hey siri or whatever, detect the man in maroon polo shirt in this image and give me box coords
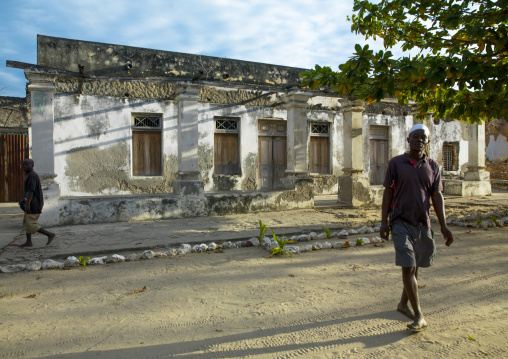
[380,124,453,332]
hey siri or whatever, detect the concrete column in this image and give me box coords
[282,92,314,194]
[25,71,60,226]
[173,84,204,196]
[463,122,491,195]
[283,92,312,175]
[25,72,56,179]
[338,99,370,206]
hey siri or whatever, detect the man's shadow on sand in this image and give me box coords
[38,310,419,359]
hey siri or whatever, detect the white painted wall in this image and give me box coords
[430,120,469,174]
[53,94,177,196]
[486,134,508,161]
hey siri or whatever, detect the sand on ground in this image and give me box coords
[0,220,507,359]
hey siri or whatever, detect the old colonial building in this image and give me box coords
[5,35,491,226]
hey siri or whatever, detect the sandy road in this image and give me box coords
[0,223,507,359]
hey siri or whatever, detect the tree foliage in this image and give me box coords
[300,0,508,124]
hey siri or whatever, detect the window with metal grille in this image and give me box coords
[214,117,240,175]
[215,118,238,131]
[310,123,330,173]
[442,142,458,171]
[131,114,162,176]
[311,123,329,134]
[133,115,160,128]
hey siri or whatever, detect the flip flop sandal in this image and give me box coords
[407,324,429,332]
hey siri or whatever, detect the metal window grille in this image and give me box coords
[311,123,329,135]
[133,116,160,128]
[215,119,238,131]
[442,143,455,171]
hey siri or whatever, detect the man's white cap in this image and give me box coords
[409,124,430,136]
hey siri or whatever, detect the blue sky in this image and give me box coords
[0,0,379,98]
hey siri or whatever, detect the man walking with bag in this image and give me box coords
[19,159,55,247]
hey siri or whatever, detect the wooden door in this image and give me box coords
[0,133,29,202]
[258,136,272,189]
[132,131,161,176]
[309,137,329,173]
[272,137,287,189]
[370,139,388,185]
[258,120,287,189]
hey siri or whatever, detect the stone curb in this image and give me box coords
[1,211,506,274]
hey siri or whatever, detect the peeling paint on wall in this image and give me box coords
[241,152,257,190]
[0,96,30,128]
[55,80,178,99]
[213,175,238,191]
[65,143,178,195]
[198,144,214,185]
[86,116,109,139]
[200,87,280,106]
[65,142,130,194]
[312,175,338,195]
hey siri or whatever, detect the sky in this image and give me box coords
[0,0,386,98]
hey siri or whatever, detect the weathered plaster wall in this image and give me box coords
[38,35,304,87]
[430,120,469,174]
[364,113,413,175]
[486,119,508,161]
[41,189,313,226]
[53,94,178,196]
[0,96,29,128]
[198,104,285,192]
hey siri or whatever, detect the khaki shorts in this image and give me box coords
[391,221,435,268]
[23,213,41,234]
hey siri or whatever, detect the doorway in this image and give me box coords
[258,120,287,189]
[369,126,389,185]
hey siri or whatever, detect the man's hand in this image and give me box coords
[25,201,31,214]
[441,225,453,247]
[380,222,390,240]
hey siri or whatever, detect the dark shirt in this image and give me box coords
[383,152,442,227]
[24,171,44,214]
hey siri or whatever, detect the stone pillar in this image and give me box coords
[25,71,60,226]
[463,122,491,195]
[282,92,313,190]
[338,100,370,206]
[25,72,56,179]
[173,84,204,196]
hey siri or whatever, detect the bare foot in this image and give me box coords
[407,317,428,332]
[46,234,56,245]
[19,242,33,248]
[397,303,415,320]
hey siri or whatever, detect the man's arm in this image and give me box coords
[431,190,453,247]
[25,191,33,214]
[380,188,393,240]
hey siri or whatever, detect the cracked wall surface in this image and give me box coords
[0,96,29,128]
[38,35,305,88]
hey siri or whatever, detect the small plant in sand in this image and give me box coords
[476,217,483,227]
[356,238,365,246]
[322,226,332,239]
[258,220,270,242]
[492,216,497,224]
[78,256,90,267]
[367,219,378,228]
[268,231,292,258]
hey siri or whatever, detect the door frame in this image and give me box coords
[257,120,287,190]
